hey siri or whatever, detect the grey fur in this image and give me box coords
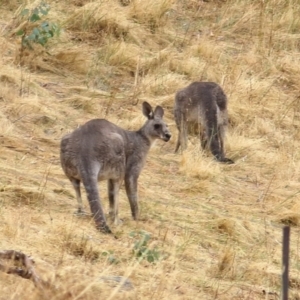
[174,81,233,164]
[60,102,171,233]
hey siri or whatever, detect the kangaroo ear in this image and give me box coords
[153,106,164,119]
[142,101,154,119]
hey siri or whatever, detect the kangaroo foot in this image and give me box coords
[74,208,91,217]
[96,222,112,234]
[113,218,123,226]
[218,157,234,164]
[109,212,123,226]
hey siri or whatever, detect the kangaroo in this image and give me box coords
[174,81,233,164]
[60,102,171,234]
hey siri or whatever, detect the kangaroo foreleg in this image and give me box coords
[179,121,188,152]
[125,176,139,220]
[199,127,207,150]
[69,178,85,214]
[108,179,122,225]
[175,131,181,153]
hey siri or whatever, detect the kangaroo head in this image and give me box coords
[142,101,171,142]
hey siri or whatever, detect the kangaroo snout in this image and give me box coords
[163,132,171,142]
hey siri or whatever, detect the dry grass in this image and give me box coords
[1,0,300,299]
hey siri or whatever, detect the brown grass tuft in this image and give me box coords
[217,247,236,278]
[0,186,43,207]
[179,147,221,180]
[54,49,92,74]
[129,0,175,32]
[275,211,300,227]
[64,236,102,262]
[65,96,97,113]
[64,1,135,43]
[97,41,141,72]
[215,218,236,236]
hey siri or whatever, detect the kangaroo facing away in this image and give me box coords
[174,82,234,164]
[60,102,171,234]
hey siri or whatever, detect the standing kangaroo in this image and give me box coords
[60,102,171,233]
[174,81,234,164]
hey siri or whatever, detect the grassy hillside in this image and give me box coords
[1,0,300,299]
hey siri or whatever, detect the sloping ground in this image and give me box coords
[1,0,300,299]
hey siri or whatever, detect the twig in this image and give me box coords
[0,250,49,290]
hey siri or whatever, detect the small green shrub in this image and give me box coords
[16,2,59,49]
[130,230,164,263]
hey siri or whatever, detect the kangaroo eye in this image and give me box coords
[154,124,161,130]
